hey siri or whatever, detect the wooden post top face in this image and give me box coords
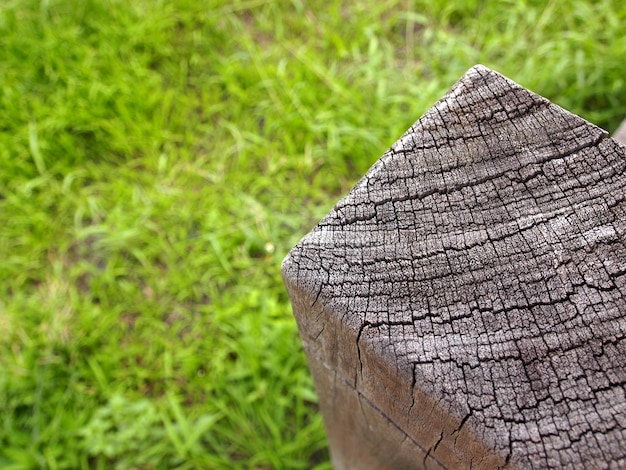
[282,65,626,468]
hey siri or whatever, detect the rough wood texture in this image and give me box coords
[282,65,626,469]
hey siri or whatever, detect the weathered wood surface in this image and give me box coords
[282,65,626,469]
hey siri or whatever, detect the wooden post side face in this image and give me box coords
[283,65,626,469]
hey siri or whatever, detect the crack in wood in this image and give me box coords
[283,65,626,469]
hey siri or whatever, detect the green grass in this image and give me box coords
[0,0,624,468]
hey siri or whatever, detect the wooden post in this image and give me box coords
[614,118,626,146]
[282,65,626,469]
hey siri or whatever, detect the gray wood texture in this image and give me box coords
[282,65,626,469]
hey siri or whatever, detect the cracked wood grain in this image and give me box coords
[282,65,626,469]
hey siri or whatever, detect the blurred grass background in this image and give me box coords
[0,0,624,468]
